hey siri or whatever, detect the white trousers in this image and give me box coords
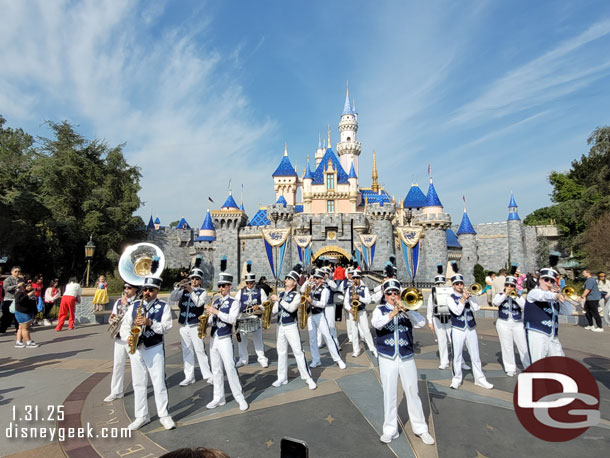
[324,305,339,347]
[432,317,452,368]
[237,327,268,367]
[308,312,343,365]
[179,325,213,381]
[276,323,311,382]
[496,319,530,373]
[110,340,130,396]
[345,309,354,341]
[349,310,375,354]
[451,327,485,383]
[526,329,564,364]
[129,344,169,418]
[378,356,429,436]
[210,336,245,403]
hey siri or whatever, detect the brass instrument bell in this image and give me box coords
[400,287,423,311]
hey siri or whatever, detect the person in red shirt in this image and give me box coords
[333,264,346,281]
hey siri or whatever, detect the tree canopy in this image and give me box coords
[524,126,610,256]
[0,115,143,280]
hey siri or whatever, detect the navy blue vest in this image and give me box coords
[239,287,262,313]
[131,298,166,348]
[211,295,234,338]
[310,285,328,314]
[524,299,559,337]
[375,305,414,360]
[497,296,523,321]
[349,283,368,311]
[277,290,299,325]
[178,289,206,325]
[449,293,476,329]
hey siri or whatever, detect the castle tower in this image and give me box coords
[507,193,525,270]
[302,158,313,213]
[154,217,161,231]
[348,162,358,212]
[402,183,426,225]
[456,201,477,285]
[365,201,397,271]
[272,144,298,205]
[414,174,451,282]
[336,83,362,176]
[211,192,248,288]
[196,209,216,242]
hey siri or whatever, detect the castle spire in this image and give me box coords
[371,150,379,193]
[318,133,322,148]
[342,80,353,115]
[284,142,288,156]
[327,124,331,149]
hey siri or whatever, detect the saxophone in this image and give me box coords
[351,284,360,322]
[298,283,312,330]
[128,302,144,354]
[261,285,275,330]
[198,293,220,339]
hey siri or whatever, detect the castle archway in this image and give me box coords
[312,245,350,263]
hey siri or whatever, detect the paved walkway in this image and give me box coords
[1,314,609,458]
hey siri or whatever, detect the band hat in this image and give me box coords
[352,270,362,278]
[346,268,354,275]
[218,272,233,285]
[540,267,558,280]
[382,279,401,293]
[434,275,446,284]
[451,274,465,285]
[313,268,325,278]
[245,273,256,282]
[285,270,300,282]
[504,275,517,286]
[189,268,204,279]
[143,276,162,289]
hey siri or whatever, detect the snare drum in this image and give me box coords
[237,314,261,333]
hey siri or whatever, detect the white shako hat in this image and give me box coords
[218,256,232,285]
[143,276,162,289]
[352,270,362,278]
[313,268,325,278]
[189,268,204,279]
[382,278,401,293]
[244,261,256,282]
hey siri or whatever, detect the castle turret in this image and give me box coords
[272,144,298,205]
[302,158,313,212]
[348,162,358,212]
[336,82,362,176]
[366,201,396,271]
[154,216,161,231]
[456,201,477,285]
[314,133,325,167]
[415,173,451,282]
[196,209,216,242]
[507,193,525,270]
[212,192,247,289]
[147,215,155,231]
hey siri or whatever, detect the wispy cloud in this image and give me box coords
[0,0,277,225]
[449,18,610,126]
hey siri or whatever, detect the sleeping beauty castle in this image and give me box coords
[145,87,557,287]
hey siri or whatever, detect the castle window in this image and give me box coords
[347,137,351,141]
[327,174,334,190]
[327,200,335,213]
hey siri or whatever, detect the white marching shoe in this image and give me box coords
[179,378,195,387]
[235,360,246,368]
[309,361,321,368]
[450,379,461,390]
[372,349,379,358]
[159,416,176,430]
[206,398,226,409]
[238,400,249,411]
[337,360,347,370]
[380,432,399,443]
[103,393,123,403]
[272,379,288,387]
[306,378,317,390]
[128,415,150,430]
[474,379,494,389]
[462,362,471,370]
[418,432,435,445]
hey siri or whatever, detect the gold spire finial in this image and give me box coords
[327,124,331,148]
[371,150,379,193]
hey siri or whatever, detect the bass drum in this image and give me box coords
[333,293,344,306]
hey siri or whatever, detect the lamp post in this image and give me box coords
[84,236,96,287]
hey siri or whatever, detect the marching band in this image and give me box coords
[106,244,573,445]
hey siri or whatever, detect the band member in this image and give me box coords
[177,267,213,386]
[205,259,248,411]
[524,264,572,363]
[270,268,317,389]
[447,266,493,390]
[343,266,355,343]
[493,272,530,376]
[343,270,377,358]
[322,267,340,348]
[371,279,435,445]
[426,266,452,370]
[121,276,175,430]
[104,282,138,402]
[235,263,269,368]
[371,259,398,304]
[306,269,346,369]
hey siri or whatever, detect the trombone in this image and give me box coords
[560,286,585,311]
[468,283,483,296]
[400,287,423,311]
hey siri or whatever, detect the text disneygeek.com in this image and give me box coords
[5,422,131,441]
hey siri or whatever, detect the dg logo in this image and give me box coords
[513,356,600,441]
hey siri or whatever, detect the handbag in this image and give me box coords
[37,296,44,313]
[9,299,16,314]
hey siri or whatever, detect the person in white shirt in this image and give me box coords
[343,270,377,358]
[55,277,82,331]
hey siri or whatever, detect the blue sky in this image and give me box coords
[2,0,610,229]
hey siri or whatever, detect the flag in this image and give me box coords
[428,163,431,176]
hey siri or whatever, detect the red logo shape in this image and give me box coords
[513,356,600,441]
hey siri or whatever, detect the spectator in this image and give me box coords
[525,272,538,292]
[558,274,566,289]
[92,274,109,312]
[32,274,44,324]
[0,266,23,334]
[484,272,495,305]
[515,269,525,293]
[14,280,40,348]
[55,277,82,331]
[580,269,603,332]
[598,272,610,327]
[257,276,273,296]
[333,263,346,281]
[44,279,62,326]
[491,269,507,297]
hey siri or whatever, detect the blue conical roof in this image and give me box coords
[239,202,245,212]
[304,162,313,180]
[311,148,349,184]
[348,162,357,179]
[508,193,518,208]
[154,217,161,224]
[176,217,191,229]
[403,184,427,208]
[508,211,521,221]
[276,195,287,207]
[147,215,155,230]
[221,193,239,210]
[425,180,443,207]
[197,209,216,241]
[343,91,354,115]
[457,211,476,235]
[446,229,462,248]
[272,151,298,177]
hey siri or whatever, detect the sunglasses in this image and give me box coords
[504,284,514,287]
[386,291,400,296]
[543,278,555,283]
[454,282,464,286]
[124,285,135,290]
[142,287,156,292]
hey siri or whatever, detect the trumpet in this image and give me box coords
[400,287,423,311]
[174,278,192,290]
[508,290,519,299]
[468,283,483,296]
